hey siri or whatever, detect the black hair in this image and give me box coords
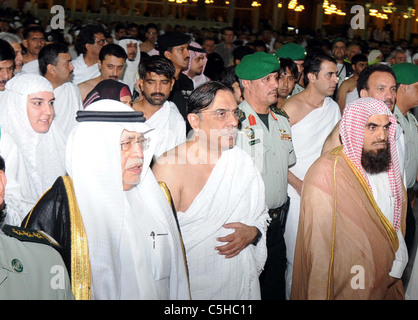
[75,24,106,55]
[145,23,159,33]
[38,42,69,76]
[187,81,232,115]
[22,25,45,39]
[138,55,175,80]
[279,58,299,79]
[0,39,15,62]
[351,53,368,65]
[220,65,239,89]
[303,53,337,86]
[357,63,396,95]
[114,23,126,33]
[99,43,127,62]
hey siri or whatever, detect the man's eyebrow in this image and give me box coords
[366,121,391,127]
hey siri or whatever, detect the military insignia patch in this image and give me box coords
[248,114,256,126]
[244,126,255,140]
[1,224,61,248]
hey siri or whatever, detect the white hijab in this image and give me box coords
[0,73,66,199]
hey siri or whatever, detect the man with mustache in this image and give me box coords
[133,55,186,160]
[39,42,82,138]
[153,81,268,299]
[78,43,127,102]
[118,37,141,94]
[21,25,46,74]
[0,39,15,99]
[292,98,407,300]
[280,53,341,298]
[0,32,23,74]
[22,100,190,300]
[235,51,296,300]
[157,32,194,124]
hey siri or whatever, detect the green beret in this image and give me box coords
[235,51,280,80]
[392,63,418,85]
[275,43,306,61]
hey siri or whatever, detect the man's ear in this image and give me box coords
[22,39,28,50]
[137,79,143,91]
[398,83,407,94]
[46,63,55,75]
[164,50,171,61]
[85,42,93,54]
[187,113,201,131]
[359,88,369,98]
[241,79,251,90]
[307,72,316,84]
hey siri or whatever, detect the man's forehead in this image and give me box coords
[0,59,14,67]
[280,67,295,77]
[145,71,170,80]
[369,71,396,85]
[121,130,144,138]
[320,60,337,71]
[94,33,105,39]
[366,114,390,124]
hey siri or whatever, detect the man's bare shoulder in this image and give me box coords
[281,91,310,125]
[153,142,188,173]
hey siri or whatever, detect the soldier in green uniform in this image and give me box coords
[0,155,73,300]
[235,52,296,300]
[392,63,418,256]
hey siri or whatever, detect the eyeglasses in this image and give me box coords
[147,31,158,35]
[95,39,107,45]
[120,137,150,151]
[197,108,243,121]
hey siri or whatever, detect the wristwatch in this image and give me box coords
[251,227,262,246]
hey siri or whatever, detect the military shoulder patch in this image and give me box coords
[270,106,289,119]
[1,224,61,249]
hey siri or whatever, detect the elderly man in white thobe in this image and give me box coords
[22,99,190,300]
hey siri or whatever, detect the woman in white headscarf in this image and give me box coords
[0,73,66,221]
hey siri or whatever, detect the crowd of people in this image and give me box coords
[0,8,417,300]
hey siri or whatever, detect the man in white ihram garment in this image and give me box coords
[153,81,268,300]
[118,37,141,94]
[0,73,66,225]
[39,42,82,138]
[133,55,186,160]
[23,99,190,300]
[281,53,341,298]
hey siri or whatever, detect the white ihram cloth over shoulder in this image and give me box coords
[66,99,190,299]
[284,96,341,298]
[71,54,100,85]
[53,82,83,138]
[145,100,186,159]
[0,73,66,209]
[178,146,269,299]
